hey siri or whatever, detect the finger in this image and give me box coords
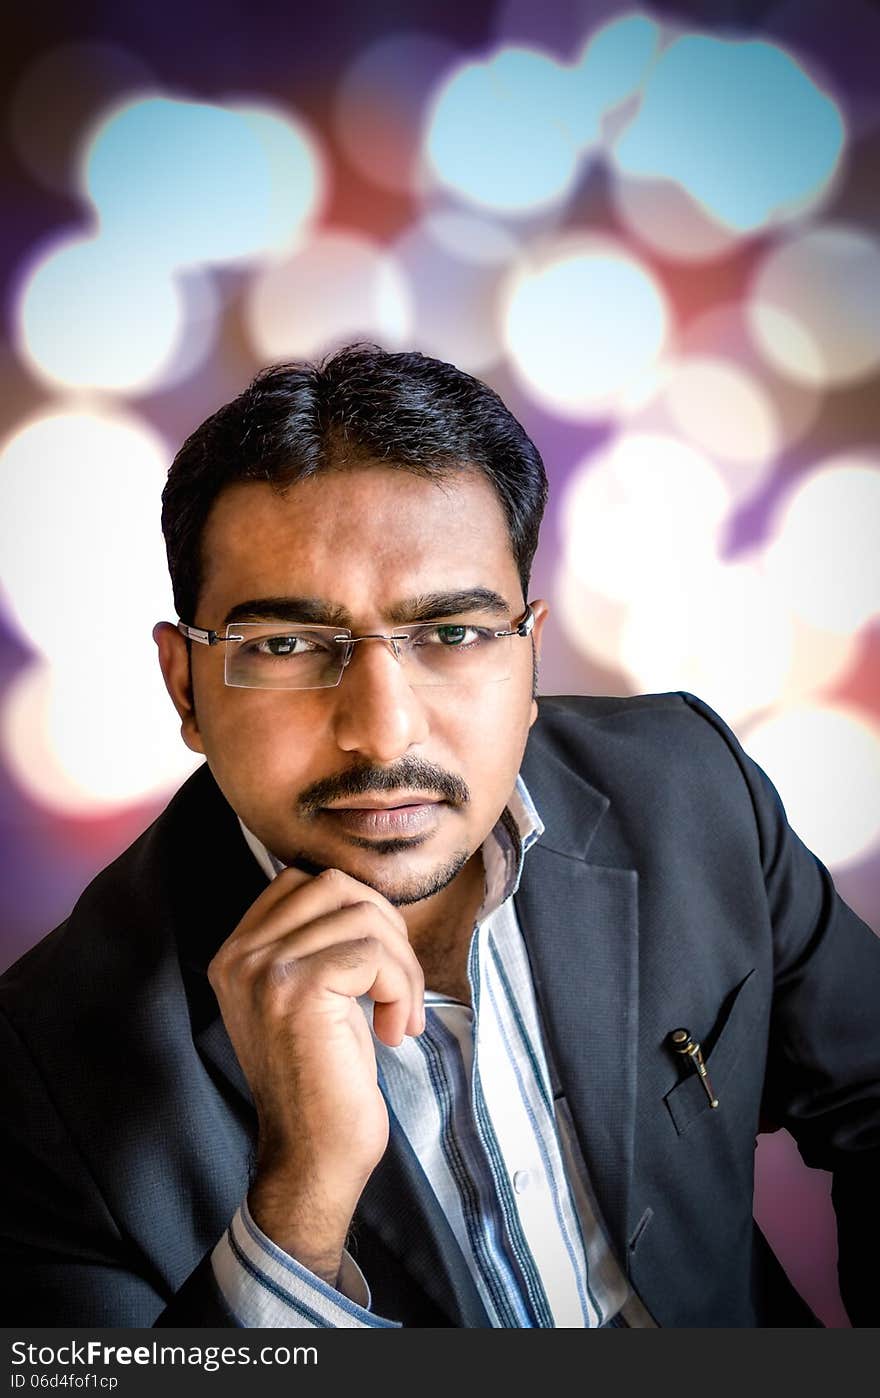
[279,928,418,1046]
[373,998,419,1046]
[222,861,314,934]
[226,865,409,954]
[214,889,412,997]
[242,894,419,984]
[255,905,424,1040]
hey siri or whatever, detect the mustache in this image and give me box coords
[298,756,470,816]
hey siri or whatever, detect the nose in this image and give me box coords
[331,635,430,762]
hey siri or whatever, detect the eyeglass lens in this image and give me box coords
[224,622,516,689]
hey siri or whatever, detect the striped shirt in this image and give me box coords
[212,780,654,1327]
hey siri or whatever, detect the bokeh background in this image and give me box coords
[1,0,878,1328]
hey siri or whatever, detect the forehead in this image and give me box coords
[198,465,520,617]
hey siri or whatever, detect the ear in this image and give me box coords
[152,622,205,754]
[527,598,549,728]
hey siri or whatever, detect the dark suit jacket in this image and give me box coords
[2,692,878,1327]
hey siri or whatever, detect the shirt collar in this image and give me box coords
[478,775,543,920]
[238,819,284,882]
[238,773,544,904]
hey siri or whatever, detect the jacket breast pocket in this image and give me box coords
[663,967,760,1136]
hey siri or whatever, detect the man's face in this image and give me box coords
[157,464,547,907]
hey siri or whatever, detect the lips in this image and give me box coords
[325,795,443,811]
[320,797,445,838]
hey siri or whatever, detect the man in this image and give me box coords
[2,344,878,1327]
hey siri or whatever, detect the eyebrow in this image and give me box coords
[222,588,513,629]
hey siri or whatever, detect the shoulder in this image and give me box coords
[0,763,239,1031]
[524,691,781,864]
[529,690,758,787]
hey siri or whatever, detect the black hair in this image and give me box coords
[161,342,548,623]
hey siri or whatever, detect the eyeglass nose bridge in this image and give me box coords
[336,631,411,668]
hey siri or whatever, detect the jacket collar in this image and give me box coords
[519,726,610,860]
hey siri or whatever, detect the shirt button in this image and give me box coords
[513,1169,531,1194]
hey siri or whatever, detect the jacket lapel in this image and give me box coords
[355,1115,492,1326]
[515,735,640,1270]
[194,1013,254,1109]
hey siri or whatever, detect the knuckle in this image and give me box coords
[332,934,378,970]
[350,898,382,922]
[277,864,309,884]
[232,945,267,985]
[265,954,302,991]
[207,948,231,987]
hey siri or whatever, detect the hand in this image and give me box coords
[207,865,425,1282]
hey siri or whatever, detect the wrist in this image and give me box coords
[246,1169,359,1287]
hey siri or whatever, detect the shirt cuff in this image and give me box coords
[210,1200,401,1328]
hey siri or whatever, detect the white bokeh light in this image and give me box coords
[16,234,185,392]
[625,355,780,508]
[675,302,820,459]
[743,705,880,869]
[2,656,199,816]
[764,459,880,634]
[246,231,412,360]
[780,614,859,707]
[553,565,629,678]
[392,212,518,372]
[0,411,171,654]
[0,410,199,813]
[559,433,730,605]
[611,174,741,263]
[748,225,880,387]
[619,557,794,724]
[659,357,781,466]
[421,208,521,268]
[554,548,858,715]
[502,240,670,418]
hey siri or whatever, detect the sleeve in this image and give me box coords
[679,692,880,1327]
[209,1200,400,1327]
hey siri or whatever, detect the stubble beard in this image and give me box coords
[285,838,474,906]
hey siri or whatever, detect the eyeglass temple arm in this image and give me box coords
[177,622,242,646]
[494,605,535,639]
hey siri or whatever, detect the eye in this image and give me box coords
[421,624,486,647]
[246,633,326,658]
[437,625,469,646]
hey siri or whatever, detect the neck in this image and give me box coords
[402,849,485,945]
[402,851,486,998]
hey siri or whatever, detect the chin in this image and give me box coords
[295,840,473,907]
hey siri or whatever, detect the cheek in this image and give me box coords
[436,680,533,781]
[197,689,328,782]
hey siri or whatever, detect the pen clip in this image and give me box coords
[669,1027,719,1108]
